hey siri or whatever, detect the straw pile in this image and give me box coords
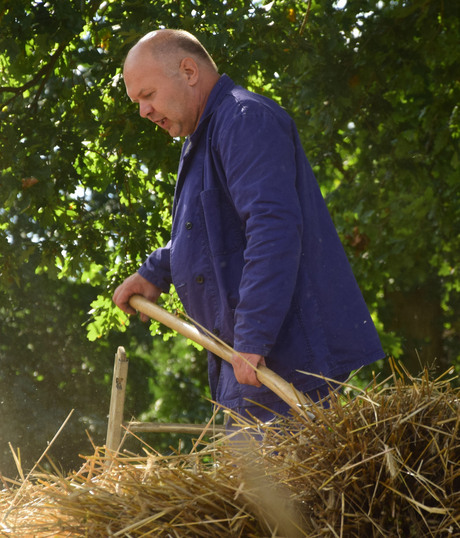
[1,365,459,537]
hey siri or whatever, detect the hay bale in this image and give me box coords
[272,367,460,536]
[1,367,459,537]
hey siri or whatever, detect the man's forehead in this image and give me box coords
[124,43,149,70]
[124,43,173,76]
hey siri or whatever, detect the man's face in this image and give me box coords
[123,50,198,138]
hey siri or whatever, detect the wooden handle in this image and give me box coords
[129,295,313,417]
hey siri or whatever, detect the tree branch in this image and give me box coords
[0,41,68,108]
[1,0,102,108]
[299,0,312,35]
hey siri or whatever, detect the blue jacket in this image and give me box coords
[139,75,384,409]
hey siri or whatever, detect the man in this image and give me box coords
[113,29,385,421]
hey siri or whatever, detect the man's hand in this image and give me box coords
[231,352,266,387]
[113,272,162,322]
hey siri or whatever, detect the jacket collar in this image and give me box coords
[188,74,235,144]
[175,76,235,213]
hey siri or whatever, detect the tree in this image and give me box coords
[1,0,459,472]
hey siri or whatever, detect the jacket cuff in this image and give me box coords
[138,248,172,294]
[233,341,271,357]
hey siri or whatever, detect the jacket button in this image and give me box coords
[195,274,204,284]
[185,221,193,230]
[212,328,220,337]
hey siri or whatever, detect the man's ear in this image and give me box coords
[180,57,199,85]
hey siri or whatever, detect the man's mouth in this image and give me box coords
[156,117,167,128]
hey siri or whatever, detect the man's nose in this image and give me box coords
[139,101,153,119]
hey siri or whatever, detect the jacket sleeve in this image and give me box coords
[215,106,303,356]
[138,240,173,293]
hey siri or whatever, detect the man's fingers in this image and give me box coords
[122,302,137,315]
[139,312,150,323]
[232,353,265,387]
[113,294,136,315]
[113,273,162,318]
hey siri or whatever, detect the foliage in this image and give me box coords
[0,0,459,472]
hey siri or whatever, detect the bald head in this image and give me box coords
[122,29,220,137]
[125,29,218,74]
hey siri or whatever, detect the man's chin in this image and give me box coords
[168,128,187,138]
[165,125,178,137]
[159,122,187,138]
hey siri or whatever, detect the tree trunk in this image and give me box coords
[383,282,445,376]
